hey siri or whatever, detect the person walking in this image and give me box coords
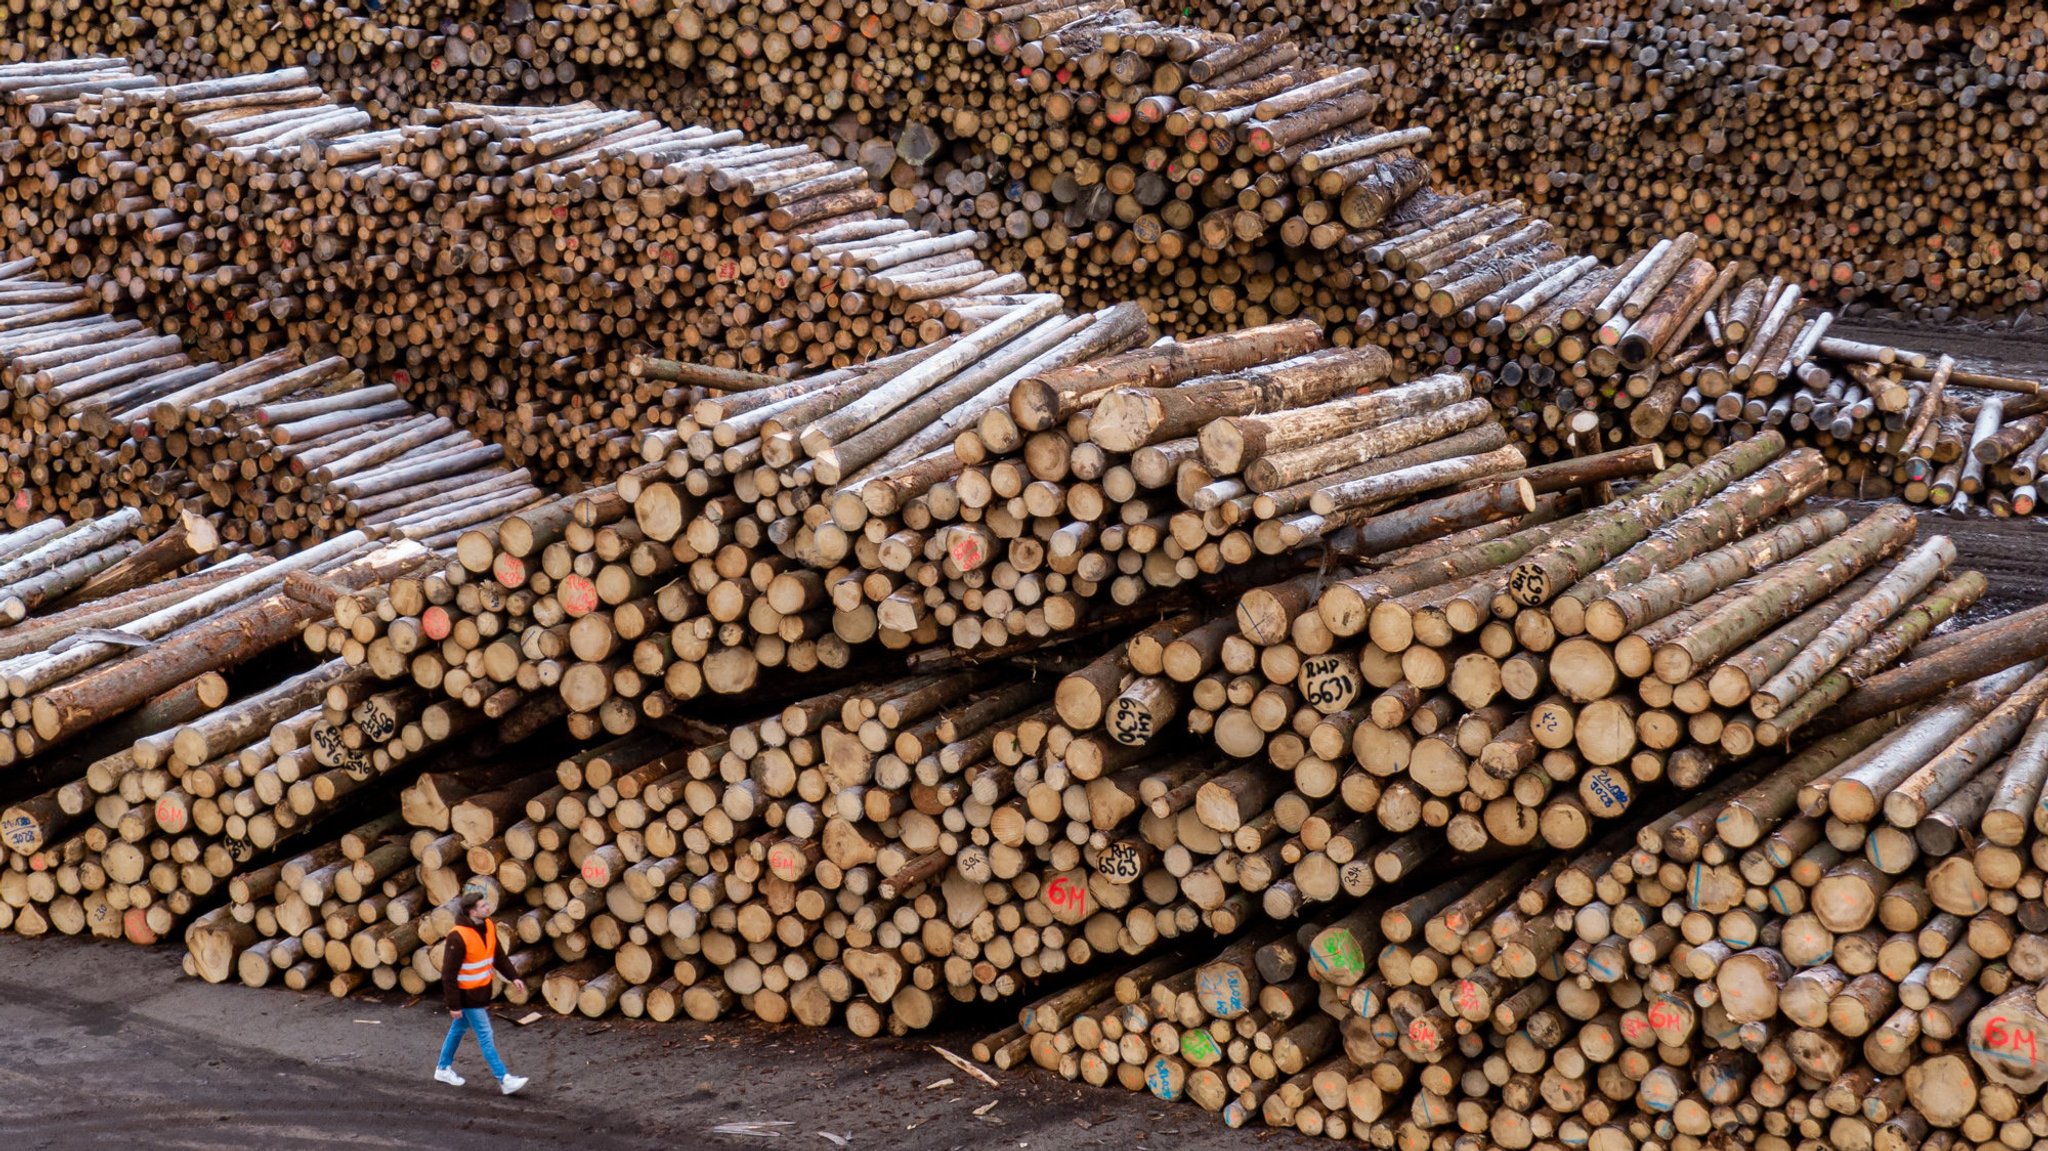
[435,891,529,1095]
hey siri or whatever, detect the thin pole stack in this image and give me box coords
[0,59,1029,490]
[1155,1,2048,325]
[0,92,546,549]
[1,26,2031,502]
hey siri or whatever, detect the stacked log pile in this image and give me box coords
[0,59,1025,489]
[6,17,2048,1146]
[987,505,2048,1149]
[1155,0,2048,323]
[158,432,2048,1151]
[182,680,1163,1030]
[0,6,1484,344]
[157,321,1671,1022]
[784,319,1502,653]
[2,51,2031,504]
[299,482,823,729]
[0,11,1575,349]
[299,320,1139,727]
[1000,661,2048,1148]
[168,319,2048,1044]
[0,525,436,942]
[1399,254,2048,508]
[314,321,1624,732]
[1055,431,1981,880]
[0,250,542,548]
[0,227,2018,1146]
[12,1,2048,334]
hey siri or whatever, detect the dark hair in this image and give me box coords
[458,891,489,917]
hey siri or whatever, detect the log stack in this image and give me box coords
[4,48,2033,526]
[1156,0,2048,323]
[4,16,2048,1148]
[166,339,2048,1060]
[0,524,438,942]
[0,265,1992,1151]
[2,7,1503,342]
[0,253,544,549]
[1077,432,1973,860]
[986,553,2048,1151]
[155,317,1663,1022]
[304,479,860,728]
[177,687,568,995]
[184,677,1139,1030]
[996,723,2048,1150]
[774,318,1544,654]
[0,59,1027,489]
[5,20,2034,499]
[1333,218,2044,507]
[313,318,1634,736]
[160,455,2048,1151]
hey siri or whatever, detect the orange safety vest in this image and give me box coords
[452,920,498,990]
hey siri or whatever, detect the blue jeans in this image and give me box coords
[439,1007,508,1079]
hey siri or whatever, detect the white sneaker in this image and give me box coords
[500,1074,528,1096]
[435,1067,465,1087]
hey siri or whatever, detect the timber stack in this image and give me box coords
[1049,430,1987,892]
[150,319,1651,1027]
[251,252,2030,730]
[176,684,570,996]
[0,45,2031,505]
[187,681,1142,1030]
[4,10,2048,1149]
[152,417,2048,1151]
[1411,259,2048,511]
[0,253,542,549]
[0,519,439,942]
[140,311,2048,1151]
[1156,0,2048,323]
[2,19,2027,498]
[318,318,1577,725]
[999,602,2048,1150]
[0,59,1024,489]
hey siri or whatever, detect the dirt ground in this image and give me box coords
[1818,497,2048,619]
[1831,316,2048,379]
[0,935,1317,1151]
